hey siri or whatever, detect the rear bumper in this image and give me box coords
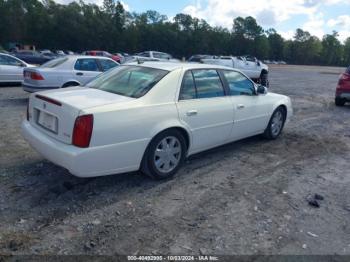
[22,83,59,93]
[338,93,350,99]
[336,88,350,100]
[21,120,146,177]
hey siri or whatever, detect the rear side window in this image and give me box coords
[99,59,118,72]
[74,59,99,71]
[41,57,68,68]
[222,70,255,96]
[86,65,168,98]
[179,71,196,100]
[192,69,225,99]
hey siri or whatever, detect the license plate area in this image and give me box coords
[35,109,58,133]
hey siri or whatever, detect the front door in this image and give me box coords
[221,70,270,140]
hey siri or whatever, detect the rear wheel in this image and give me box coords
[335,97,346,106]
[263,107,286,140]
[141,129,187,180]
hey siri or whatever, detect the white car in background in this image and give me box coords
[0,53,35,83]
[22,62,292,179]
[22,56,119,92]
[201,56,269,87]
[133,51,181,62]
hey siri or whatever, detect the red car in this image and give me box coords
[85,50,121,63]
[335,66,350,106]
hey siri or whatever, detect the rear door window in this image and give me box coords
[74,59,99,71]
[41,57,68,68]
[99,59,118,72]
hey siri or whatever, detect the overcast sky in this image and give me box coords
[56,0,350,42]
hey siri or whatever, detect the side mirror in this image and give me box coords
[20,63,27,67]
[257,85,267,95]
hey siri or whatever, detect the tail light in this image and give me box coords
[72,114,94,148]
[339,73,350,85]
[30,72,44,80]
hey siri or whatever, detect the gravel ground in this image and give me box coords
[0,64,350,255]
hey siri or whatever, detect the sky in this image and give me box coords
[56,0,350,42]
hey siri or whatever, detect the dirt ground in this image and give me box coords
[1,64,350,256]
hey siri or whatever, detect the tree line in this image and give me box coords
[1,0,349,66]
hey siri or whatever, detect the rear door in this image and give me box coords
[73,58,102,85]
[176,69,234,153]
[221,70,270,140]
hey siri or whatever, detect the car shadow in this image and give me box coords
[0,82,22,87]
[3,135,264,218]
[0,97,28,107]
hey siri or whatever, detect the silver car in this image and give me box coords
[22,55,119,92]
[0,53,34,83]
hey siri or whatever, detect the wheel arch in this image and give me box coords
[61,80,81,88]
[260,69,268,76]
[140,125,192,176]
[149,126,191,152]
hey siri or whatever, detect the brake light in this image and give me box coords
[339,73,350,84]
[72,115,94,148]
[31,72,44,80]
[35,95,62,106]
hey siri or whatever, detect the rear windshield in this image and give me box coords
[40,57,68,68]
[86,65,169,98]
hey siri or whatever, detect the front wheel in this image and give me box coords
[263,107,286,140]
[260,72,269,88]
[141,129,187,180]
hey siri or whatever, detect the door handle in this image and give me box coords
[237,104,245,109]
[186,110,198,116]
[76,72,83,76]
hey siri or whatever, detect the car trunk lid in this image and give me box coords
[28,87,135,144]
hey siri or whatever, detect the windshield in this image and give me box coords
[86,65,169,98]
[40,57,68,68]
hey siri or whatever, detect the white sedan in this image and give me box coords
[0,53,34,83]
[22,55,119,92]
[22,62,293,179]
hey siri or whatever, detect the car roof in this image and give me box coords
[126,61,236,72]
[66,55,114,60]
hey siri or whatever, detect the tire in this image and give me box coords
[260,72,269,88]
[141,129,187,180]
[335,97,346,106]
[62,82,79,88]
[263,107,286,140]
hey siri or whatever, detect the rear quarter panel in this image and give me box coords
[81,101,184,170]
